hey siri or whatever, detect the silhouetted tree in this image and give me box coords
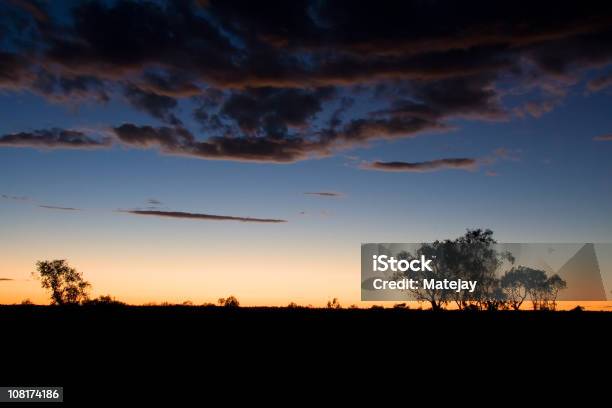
[395,229,512,311]
[453,229,514,310]
[326,298,341,309]
[395,243,454,311]
[524,268,548,310]
[483,286,508,311]
[33,260,90,305]
[218,296,240,308]
[545,274,567,310]
[520,268,567,310]
[501,266,531,310]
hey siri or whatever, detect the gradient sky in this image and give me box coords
[1,0,612,305]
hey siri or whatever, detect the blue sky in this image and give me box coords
[1,0,612,304]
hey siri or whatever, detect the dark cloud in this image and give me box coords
[113,124,193,150]
[0,278,14,281]
[4,1,612,87]
[361,158,477,172]
[147,198,162,205]
[220,87,334,137]
[43,1,236,81]
[6,0,48,22]
[372,75,507,123]
[1,0,612,162]
[0,129,111,149]
[304,192,343,197]
[140,70,201,98]
[31,70,108,102]
[39,205,80,211]
[0,51,29,89]
[119,210,286,223]
[514,100,558,118]
[587,73,612,92]
[123,85,181,125]
[112,123,328,163]
[593,134,612,141]
[211,0,612,55]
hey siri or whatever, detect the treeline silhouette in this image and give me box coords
[13,229,577,311]
[390,229,568,311]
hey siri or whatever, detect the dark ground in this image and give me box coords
[1,305,609,405]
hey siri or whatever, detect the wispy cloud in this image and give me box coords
[361,158,477,172]
[0,129,111,149]
[587,74,612,92]
[118,210,287,223]
[147,198,163,205]
[593,134,612,141]
[39,205,81,211]
[1,194,29,201]
[304,192,343,197]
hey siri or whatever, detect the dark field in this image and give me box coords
[1,306,609,404]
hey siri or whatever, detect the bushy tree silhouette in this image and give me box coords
[501,266,531,310]
[453,229,514,310]
[326,298,341,309]
[218,296,240,308]
[395,229,513,311]
[543,274,567,310]
[502,266,567,310]
[33,260,90,305]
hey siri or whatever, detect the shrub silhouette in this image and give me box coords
[85,295,125,306]
[326,298,341,309]
[33,260,90,305]
[218,296,240,308]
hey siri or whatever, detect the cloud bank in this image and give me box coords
[1,1,612,162]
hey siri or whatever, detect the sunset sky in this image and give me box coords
[1,0,612,306]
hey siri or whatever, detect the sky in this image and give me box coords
[1,0,612,306]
